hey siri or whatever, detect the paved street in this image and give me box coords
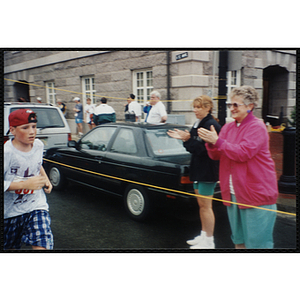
[27,182,296,251]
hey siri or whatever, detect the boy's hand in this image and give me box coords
[25,175,47,190]
[43,179,53,194]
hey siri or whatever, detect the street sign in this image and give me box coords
[176,52,188,60]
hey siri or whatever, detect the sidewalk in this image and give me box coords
[269,132,296,213]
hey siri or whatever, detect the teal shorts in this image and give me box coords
[193,181,217,196]
[227,195,277,249]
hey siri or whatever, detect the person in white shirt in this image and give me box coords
[128,94,142,122]
[4,109,53,250]
[147,91,167,124]
[85,98,96,130]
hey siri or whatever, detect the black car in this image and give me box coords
[44,122,196,221]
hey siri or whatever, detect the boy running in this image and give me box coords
[4,109,54,250]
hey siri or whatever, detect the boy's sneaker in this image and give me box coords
[190,238,215,249]
[186,235,204,246]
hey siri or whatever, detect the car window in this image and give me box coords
[145,128,189,156]
[111,128,137,154]
[80,127,117,151]
[10,107,65,128]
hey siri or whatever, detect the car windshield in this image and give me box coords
[10,107,65,128]
[145,128,190,156]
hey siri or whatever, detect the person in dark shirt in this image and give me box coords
[168,95,221,249]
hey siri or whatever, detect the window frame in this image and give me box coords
[132,69,153,106]
[45,81,56,105]
[79,126,117,152]
[226,70,241,120]
[81,76,96,106]
[110,128,137,155]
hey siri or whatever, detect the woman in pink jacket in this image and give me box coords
[198,86,278,249]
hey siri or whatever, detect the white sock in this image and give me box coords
[200,231,207,237]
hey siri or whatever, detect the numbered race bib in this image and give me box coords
[9,176,36,194]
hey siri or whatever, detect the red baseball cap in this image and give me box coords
[9,109,37,127]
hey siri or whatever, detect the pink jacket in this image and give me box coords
[206,112,278,208]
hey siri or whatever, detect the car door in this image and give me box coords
[65,126,118,190]
[104,127,145,192]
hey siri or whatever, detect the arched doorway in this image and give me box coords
[262,65,288,124]
[14,80,30,102]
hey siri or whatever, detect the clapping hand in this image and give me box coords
[198,125,219,144]
[167,129,190,142]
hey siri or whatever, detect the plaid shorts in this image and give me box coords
[4,210,54,250]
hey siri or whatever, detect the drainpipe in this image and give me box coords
[166,51,171,114]
[218,50,228,126]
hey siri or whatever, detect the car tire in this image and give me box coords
[124,185,151,221]
[49,166,67,190]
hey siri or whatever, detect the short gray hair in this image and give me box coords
[230,85,259,108]
[150,90,161,99]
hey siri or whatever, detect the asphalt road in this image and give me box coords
[33,182,296,251]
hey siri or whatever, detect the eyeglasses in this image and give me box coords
[226,102,245,109]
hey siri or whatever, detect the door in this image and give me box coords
[66,126,117,190]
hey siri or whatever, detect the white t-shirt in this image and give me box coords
[229,123,240,195]
[128,101,142,117]
[85,103,95,122]
[147,101,167,124]
[4,139,49,219]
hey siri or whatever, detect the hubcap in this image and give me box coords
[127,189,145,216]
[49,167,60,186]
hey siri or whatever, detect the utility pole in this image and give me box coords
[166,51,171,114]
[218,50,228,126]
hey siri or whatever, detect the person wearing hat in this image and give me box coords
[73,97,83,136]
[4,109,54,250]
[36,97,42,103]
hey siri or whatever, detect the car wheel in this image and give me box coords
[49,166,67,190]
[124,185,151,221]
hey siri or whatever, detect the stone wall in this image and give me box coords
[4,51,168,122]
[4,50,296,130]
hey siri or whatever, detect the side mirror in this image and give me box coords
[68,140,77,148]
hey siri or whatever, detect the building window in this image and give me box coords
[133,70,153,104]
[226,70,241,119]
[82,76,96,104]
[46,81,56,105]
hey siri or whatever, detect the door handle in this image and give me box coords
[95,156,103,163]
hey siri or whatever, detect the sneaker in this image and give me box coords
[186,235,204,246]
[190,238,215,249]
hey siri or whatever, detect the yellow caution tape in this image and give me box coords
[4,78,225,103]
[43,158,296,217]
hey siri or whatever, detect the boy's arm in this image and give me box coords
[40,166,52,194]
[6,168,52,193]
[6,175,47,192]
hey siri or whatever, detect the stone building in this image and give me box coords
[4,49,296,133]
